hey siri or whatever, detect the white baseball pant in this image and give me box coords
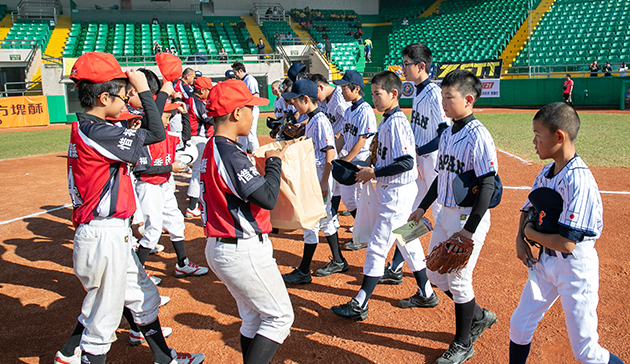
[73,217,160,355]
[510,251,610,364]
[187,135,208,199]
[363,181,427,277]
[414,151,441,218]
[303,166,339,244]
[205,234,294,343]
[426,204,490,304]
[135,180,185,249]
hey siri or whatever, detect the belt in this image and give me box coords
[217,235,263,244]
[544,247,572,259]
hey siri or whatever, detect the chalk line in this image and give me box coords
[0,204,72,226]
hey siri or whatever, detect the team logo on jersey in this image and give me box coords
[377,141,388,160]
[438,154,465,174]
[538,210,546,226]
[402,83,414,97]
[67,166,84,208]
[344,123,359,136]
[67,143,78,159]
[410,111,429,129]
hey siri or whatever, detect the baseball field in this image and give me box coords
[1,108,629,363]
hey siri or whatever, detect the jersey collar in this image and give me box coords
[77,112,108,124]
[350,98,365,112]
[415,78,431,96]
[307,107,321,119]
[451,114,475,134]
[382,106,401,121]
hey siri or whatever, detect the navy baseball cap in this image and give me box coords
[452,171,503,209]
[527,187,564,233]
[332,159,368,186]
[225,69,236,79]
[287,63,306,82]
[194,70,203,78]
[333,70,364,88]
[281,79,318,100]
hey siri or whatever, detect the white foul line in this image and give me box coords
[497,148,532,164]
[0,203,72,226]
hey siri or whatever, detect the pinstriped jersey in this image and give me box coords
[521,156,602,242]
[436,118,498,207]
[274,97,285,118]
[341,99,377,161]
[374,110,418,185]
[322,86,351,135]
[411,82,448,147]
[305,110,337,168]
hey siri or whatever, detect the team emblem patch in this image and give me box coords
[538,210,546,226]
[472,186,479,194]
[402,82,414,98]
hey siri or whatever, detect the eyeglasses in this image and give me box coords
[400,62,419,69]
[110,94,130,103]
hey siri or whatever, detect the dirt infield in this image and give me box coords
[1,135,629,363]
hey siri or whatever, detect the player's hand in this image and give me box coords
[516,237,537,267]
[127,118,141,130]
[320,180,329,200]
[408,207,425,223]
[160,81,174,96]
[265,144,288,160]
[126,69,150,93]
[171,161,186,173]
[177,104,187,114]
[172,91,183,100]
[355,165,375,184]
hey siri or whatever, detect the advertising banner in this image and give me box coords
[0,95,49,128]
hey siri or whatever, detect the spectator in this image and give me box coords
[603,62,613,76]
[364,37,372,63]
[246,35,254,45]
[620,62,628,77]
[317,40,323,53]
[152,41,161,54]
[435,9,442,15]
[279,31,285,39]
[237,19,246,28]
[218,47,228,63]
[322,31,329,40]
[272,6,279,18]
[340,13,346,21]
[563,74,574,107]
[323,24,329,32]
[354,19,361,29]
[325,38,332,60]
[170,46,178,56]
[151,15,159,25]
[401,17,409,26]
[257,38,266,59]
[345,29,355,37]
[316,23,323,32]
[589,60,599,77]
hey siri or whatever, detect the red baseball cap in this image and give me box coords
[206,79,269,117]
[156,52,182,82]
[162,100,183,113]
[106,105,143,121]
[194,76,213,90]
[71,52,127,84]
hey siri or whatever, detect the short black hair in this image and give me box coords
[298,95,317,106]
[295,68,310,81]
[533,102,580,141]
[281,78,293,92]
[347,82,365,96]
[231,61,246,73]
[182,68,195,77]
[402,43,432,69]
[441,69,482,101]
[371,71,402,99]
[213,114,229,125]
[138,68,162,95]
[78,79,128,110]
[308,73,329,85]
[566,73,571,78]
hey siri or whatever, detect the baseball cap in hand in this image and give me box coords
[333,70,364,88]
[206,79,269,117]
[287,62,306,82]
[282,79,318,100]
[71,52,127,84]
[155,52,182,82]
[194,76,213,90]
[332,160,368,185]
[163,100,183,112]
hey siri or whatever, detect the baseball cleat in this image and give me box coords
[160,295,171,306]
[435,341,474,364]
[282,268,312,285]
[150,244,165,254]
[315,258,349,277]
[147,271,162,286]
[378,263,403,285]
[129,326,173,346]
[331,298,368,321]
[470,308,497,343]
[185,207,201,218]
[54,347,81,364]
[167,348,205,364]
[344,239,367,251]
[175,258,209,277]
[399,291,439,308]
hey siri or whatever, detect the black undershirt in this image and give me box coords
[247,157,283,210]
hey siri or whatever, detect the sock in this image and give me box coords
[136,246,151,265]
[331,195,341,216]
[474,304,484,321]
[243,334,280,364]
[609,353,624,364]
[123,306,141,333]
[326,233,344,263]
[391,246,405,272]
[412,269,433,298]
[81,352,106,364]
[139,318,171,364]
[349,209,356,219]
[172,240,187,267]
[454,299,477,346]
[188,197,198,210]
[444,290,454,301]
[354,275,380,307]
[509,341,531,364]
[60,321,84,356]
[298,244,317,274]
[240,334,254,362]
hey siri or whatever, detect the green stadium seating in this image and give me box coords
[1,20,52,50]
[260,21,297,49]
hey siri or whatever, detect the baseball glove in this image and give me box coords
[425,232,474,274]
[522,207,541,247]
[280,123,305,139]
[369,132,379,166]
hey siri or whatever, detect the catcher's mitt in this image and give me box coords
[522,207,541,248]
[426,232,474,274]
[280,123,305,139]
[369,132,379,166]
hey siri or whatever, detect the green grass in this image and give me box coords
[4,112,630,167]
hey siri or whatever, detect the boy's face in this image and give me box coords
[199,88,210,100]
[371,84,396,112]
[104,87,128,119]
[292,96,311,114]
[402,55,425,83]
[161,112,171,128]
[532,119,561,160]
[441,85,470,119]
[233,69,245,80]
[236,106,254,136]
[316,84,326,102]
[271,84,279,96]
[340,84,359,102]
[127,87,142,109]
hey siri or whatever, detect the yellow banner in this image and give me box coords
[0,95,49,128]
[387,65,406,81]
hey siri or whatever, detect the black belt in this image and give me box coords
[544,247,572,259]
[217,235,263,244]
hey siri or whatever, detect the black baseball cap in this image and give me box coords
[332,159,368,185]
[287,63,306,82]
[281,79,318,100]
[333,70,364,88]
[452,170,503,209]
[225,69,236,79]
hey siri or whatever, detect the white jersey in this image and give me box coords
[436,117,498,207]
[274,97,285,118]
[521,155,602,245]
[305,110,337,168]
[242,74,260,111]
[323,86,351,135]
[341,99,377,161]
[411,81,448,148]
[374,108,418,185]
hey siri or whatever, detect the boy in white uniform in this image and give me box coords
[509,102,624,364]
[232,61,260,153]
[280,79,348,285]
[409,70,498,364]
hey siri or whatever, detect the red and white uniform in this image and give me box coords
[174,79,194,101]
[186,95,214,199]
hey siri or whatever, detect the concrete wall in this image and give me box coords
[213,0,379,15]
[41,65,65,96]
[70,9,203,22]
[71,0,199,11]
